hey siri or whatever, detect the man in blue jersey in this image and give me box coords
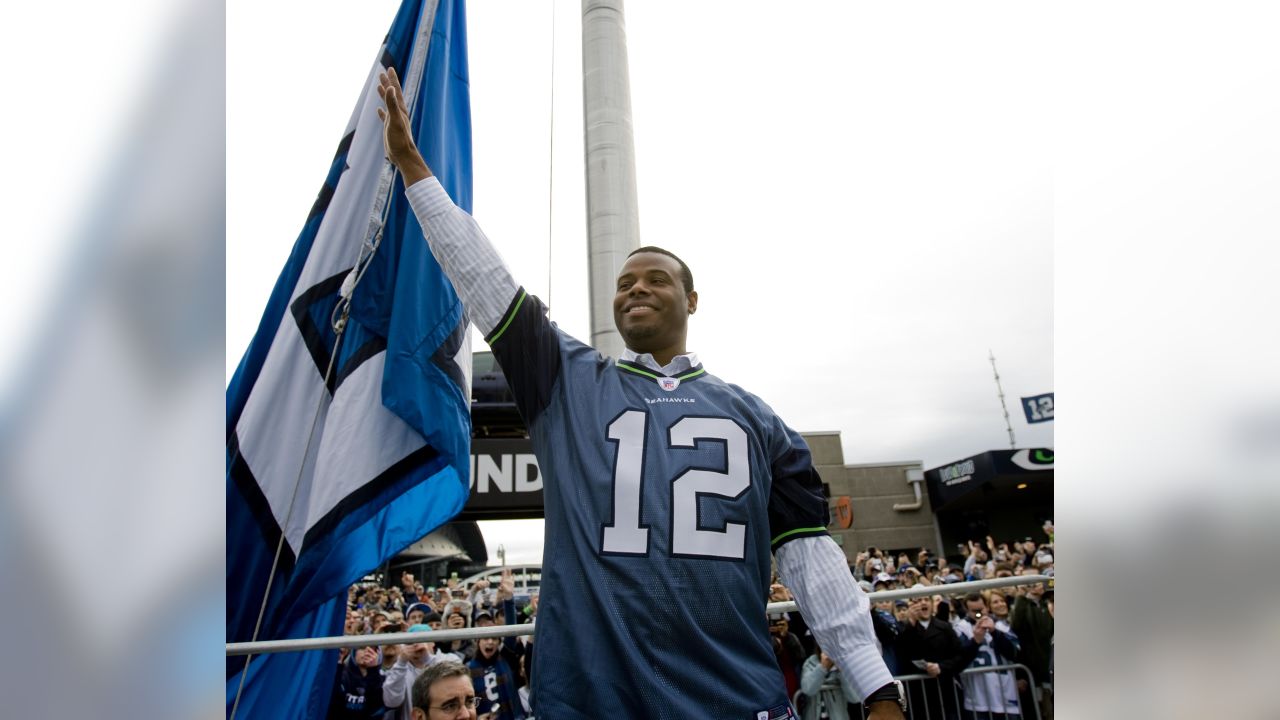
[468,615,524,720]
[377,68,905,720]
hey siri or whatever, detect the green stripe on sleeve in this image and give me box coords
[486,289,527,344]
[771,526,828,547]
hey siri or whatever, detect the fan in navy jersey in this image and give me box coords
[328,645,385,719]
[468,612,524,720]
[377,68,905,720]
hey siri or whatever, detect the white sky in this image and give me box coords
[227,1,1054,565]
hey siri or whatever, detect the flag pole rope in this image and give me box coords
[229,3,440,716]
[229,330,345,720]
[545,0,556,319]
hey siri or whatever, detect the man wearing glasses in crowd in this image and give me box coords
[410,661,480,719]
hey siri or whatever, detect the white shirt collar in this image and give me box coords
[619,348,700,376]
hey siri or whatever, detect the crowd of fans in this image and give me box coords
[328,523,1054,719]
[331,567,536,719]
[779,522,1056,720]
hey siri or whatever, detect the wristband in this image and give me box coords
[863,680,906,715]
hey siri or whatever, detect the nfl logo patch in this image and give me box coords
[659,377,680,392]
[758,702,797,720]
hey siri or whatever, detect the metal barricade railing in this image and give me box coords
[895,664,1039,720]
[227,574,1051,656]
[794,664,1040,720]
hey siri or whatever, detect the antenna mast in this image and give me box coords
[989,349,1016,449]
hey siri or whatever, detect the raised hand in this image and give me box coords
[355,646,379,668]
[375,67,431,185]
[973,616,995,643]
[498,568,515,602]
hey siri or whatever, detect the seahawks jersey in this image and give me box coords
[487,288,827,720]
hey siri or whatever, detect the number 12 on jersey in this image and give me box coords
[601,410,750,560]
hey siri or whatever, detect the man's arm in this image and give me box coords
[497,569,521,653]
[871,608,900,646]
[777,537,903,719]
[763,413,903,718]
[992,626,1021,662]
[379,68,568,427]
[381,657,414,710]
[376,68,518,336]
[937,625,982,675]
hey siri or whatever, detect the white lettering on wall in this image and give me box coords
[469,453,544,493]
[515,454,542,492]
[476,454,512,493]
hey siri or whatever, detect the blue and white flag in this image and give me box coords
[1021,392,1054,424]
[226,0,472,716]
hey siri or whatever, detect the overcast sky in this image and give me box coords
[227,0,1053,564]
[0,1,1274,715]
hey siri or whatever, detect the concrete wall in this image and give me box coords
[802,431,941,561]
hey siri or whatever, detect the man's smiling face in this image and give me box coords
[612,251,697,363]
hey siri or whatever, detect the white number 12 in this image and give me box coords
[1025,396,1054,421]
[601,410,750,559]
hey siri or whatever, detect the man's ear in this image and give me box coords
[687,290,699,315]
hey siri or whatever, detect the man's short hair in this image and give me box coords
[412,660,470,712]
[964,592,984,605]
[627,246,694,294]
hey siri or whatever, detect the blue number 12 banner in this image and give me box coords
[1022,393,1054,423]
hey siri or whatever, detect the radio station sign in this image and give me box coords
[463,438,545,517]
[938,458,978,488]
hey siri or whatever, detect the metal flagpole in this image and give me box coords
[582,0,641,359]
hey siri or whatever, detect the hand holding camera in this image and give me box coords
[972,614,995,643]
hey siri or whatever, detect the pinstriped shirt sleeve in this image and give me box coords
[776,535,894,701]
[405,177,520,335]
